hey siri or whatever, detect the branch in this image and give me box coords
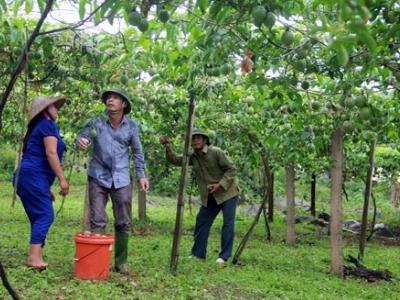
[38,0,113,36]
[0,0,55,131]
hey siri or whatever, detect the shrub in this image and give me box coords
[0,144,16,181]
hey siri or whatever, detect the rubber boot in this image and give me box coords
[114,232,129,274]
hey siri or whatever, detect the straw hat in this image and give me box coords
[29,96,66,123]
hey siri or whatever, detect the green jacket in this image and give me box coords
[166,145,239,207]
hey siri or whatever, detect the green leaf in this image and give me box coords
[216,7,231,24]
[166,23,176,41]
[0,0,7,11]
[336,44,349,66]
[93,2,101,25]
[356,31,376,52]
[339,0,352,21]
[387,24,400,39]
[138,35,151,49]
[13,0,23,15]
[25,0,33,13]
[37,0,45,13]
[79,0,86,20]
[265,135,278,146]
[197,0,208,13]
[107,1,122,25]
[100,0,115,18]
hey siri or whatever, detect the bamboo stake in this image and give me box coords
[232,134,272,264]
[82,181,91,232]
[138,184,147,220]
[170,93,195,274]
[56,150,76,216]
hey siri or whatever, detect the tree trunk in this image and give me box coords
[359,138,376,260]
[391,181,400,208]
[170,94,195,274]
[138,186,147,220]
[310,173,316,217]
[0,0,55,130]
[330,128,344,276]
[286,164,296,245]
[268,171,274,222]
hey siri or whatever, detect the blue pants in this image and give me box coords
[192,195,237,261]
[17,170,54,246]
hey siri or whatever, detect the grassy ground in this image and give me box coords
[0,177,399,300]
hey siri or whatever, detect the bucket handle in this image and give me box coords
[75,246,109,262]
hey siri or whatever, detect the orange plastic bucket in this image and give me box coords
[74,232,115,280]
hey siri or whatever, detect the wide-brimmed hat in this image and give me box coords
[29,96,66,123]
[101,88,131,114]
[192,128,210,145]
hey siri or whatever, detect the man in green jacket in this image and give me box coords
[160,128,239,264]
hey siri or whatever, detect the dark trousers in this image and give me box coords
[88,178,132,233]
[192,195,237,261]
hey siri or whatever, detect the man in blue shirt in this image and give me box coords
[76,88,149,274]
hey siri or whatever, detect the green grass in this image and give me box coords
[0,179,399,300]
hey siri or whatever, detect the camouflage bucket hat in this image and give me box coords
[191,128,210,145]
[101,88,131,114]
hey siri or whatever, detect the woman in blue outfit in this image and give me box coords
[16,96,69,269]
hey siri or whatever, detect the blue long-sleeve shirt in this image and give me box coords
[76,114,146,189]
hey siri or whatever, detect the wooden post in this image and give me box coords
[391,181,400,208]
[359,138,376,260]
[330,128,344,276]
[170,93,195,274]
[82,181,91,232]
[286,164,296,245]
[310,173,316,217]
[138,186,147,220]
